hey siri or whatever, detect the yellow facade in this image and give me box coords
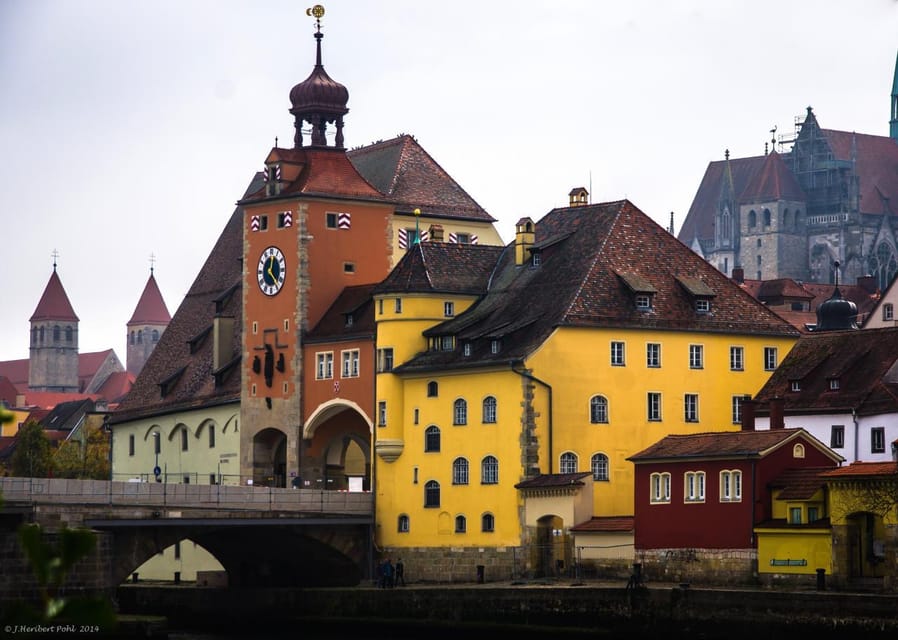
[756,485,831,575]
[374,291,797,551]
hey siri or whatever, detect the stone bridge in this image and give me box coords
[0,477,374,600]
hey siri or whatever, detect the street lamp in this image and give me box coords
[152,432,161,482]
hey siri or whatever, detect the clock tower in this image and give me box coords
[239,7,391,487]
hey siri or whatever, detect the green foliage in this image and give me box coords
[53,424,110,480]
[9,420,52,477]
[2,523,117,628]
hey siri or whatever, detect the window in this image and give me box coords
[792,443,805,458]
[829,378,840,391]
[427,381,438,397]
[589,395,609,424]
[611,341,625,366]
[208,425,215,448]
[326,212,338,228]
[789,507,802,524]
[689,344,703,369]
[560,452,578,474]
[414,408,419,425]
[444,302,455,317]
[647,392,662,421]
[257,215,269,231]
[790,380,801,392]
[481,456,498,484]
[128,434,135,456]
[646,343,661,367]
[650,472,671,503]
[490,339,501,354]
[884,303,894,321]
[463,343,472,357]
[456,233,471,244]
[453,399,468,425]
[482,396,497,423]
[720,470,742,502]
[277,211,290,228]
[732,395,743,424]
[66,326,74,342]
[316,352,334,379]
[345,313,355,328]
[591,453,609,481]
[764,347,778,371]
[343,262,355,274]
[440,336,454,351]
[763,208,771,226]
[531,252,541,267]
[830,425,845,449]
[635,294,652,310]
[684,394,699,422]
[377,348,394,372]
[684,471,705,502]
[424,481,440,508]
[181,428,189,451]
[398,514,410,533]
[748,210,757,227]
[341,349,359,378]
[808,506,819,522]
[377,401,387,427]
[695,299,710,313]
[424,426,441,452]
[455,515,467,533]
[394,298,402,313]
[872,427,886,454]
[481,513,495,532]
[153,432,161,454]
[452,458,469,485]
[152,330,159,343]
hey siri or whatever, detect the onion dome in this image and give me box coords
[289,23,348,149]
[815,263,858,331]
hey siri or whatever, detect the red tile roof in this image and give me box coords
[740,151,806,203]
[128,273,172,325]
[30,269,78,322]
[570,516,634,533]
[820,461,898,479]
[306,283,377,342]
[514,472,592,489]
[768,467,832,500]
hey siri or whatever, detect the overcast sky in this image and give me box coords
[1,0,897,364]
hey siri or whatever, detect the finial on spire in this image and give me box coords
[149,252,156,275]
[307,4,325,33]
[770,125,777,151]
[51,248,59,271]
[724,149,729,161]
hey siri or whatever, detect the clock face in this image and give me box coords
[257,246,286,296]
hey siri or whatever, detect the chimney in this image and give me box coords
[770,396,785,429]
[568,187,589,207]
[428,224,444,243]
[732,267,745,284]
[856,274,877,294]
[514,217,535,266]
[740,395,755,431]
[213,315,235,372]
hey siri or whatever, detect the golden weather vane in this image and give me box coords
[306,4,325,31]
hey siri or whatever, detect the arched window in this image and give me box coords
[424,480,440,508]
[129,331,135,345]
[398,514,410,532]
[427,380,439,397]
[65,326,73,343]
[793,443,805,458]
[783,209,790,228]
[452,457,469,485]
[53,325,60,341]
[481,513,495,532]
[453,398,467,425]
[482,396,497,423]
[560,452,578,474]
[424,426,441,452]
[39,326,45,342]
[748,210,757,228]
[590,395,608,423]
[137,330,143,344]
[455,515,466,533]
[481,455,498,484]
[763,209,771,226]
[31,327,37,345]
[152,330,160,342]
[591,453,609,481]
[208,425,215,448]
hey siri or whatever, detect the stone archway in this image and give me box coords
[535,514,568,578]
[252,427,287,487]
[301,400,372,491]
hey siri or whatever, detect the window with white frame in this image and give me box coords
[830,425,845,449]
[481,455,498,484]
[394,298,402,313]
[829,378,840,391]
[647,392,662,421]
[560,452,578,474]
[424,426,441,452]
[444,301,455,317]
[490,339,501,354]
[764,347,778,371]
[635,294,652,310]
[695,299,710,313]
[646,343,661,367]
[316,352,334,379]
[377,401,386,427]
[453,398,468,425]
[482,396,497,423]
[884,303,894,321]
[684,471,705,502]
[684,394,698,422]
[650,472,671,503]
[377,347,394,372]
[398,514,410,532]
[341,349,359,378]
[455,515,467,533]
[731,395,743,424]
[730,346,744,371]
[591,453,609,481]
[452,457,469,485]
[720,470,742,502]
[590,395,609,423]
[790,380,801,392]
[611,341,626,366]
[689,344,703,369]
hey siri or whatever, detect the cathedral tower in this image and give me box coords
[29,260,79,392]
[126,267,171,376]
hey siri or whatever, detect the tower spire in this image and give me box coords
[890,48,898,141]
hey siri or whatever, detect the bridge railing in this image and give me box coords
[0,477,372,516]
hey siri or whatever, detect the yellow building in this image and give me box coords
[373,198,800,580]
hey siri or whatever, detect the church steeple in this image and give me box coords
[890,48,898,141]
[289,5,349,149]
[127,261,171,376]
[28,255,80,392]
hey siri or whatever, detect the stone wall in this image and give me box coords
[378,546,523,584]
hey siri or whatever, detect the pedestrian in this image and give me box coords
[395,557,405,586]
[375,559,385,588]
[383,558,394,588]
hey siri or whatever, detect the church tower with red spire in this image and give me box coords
[28,258,80,392]
[126,266,171,376]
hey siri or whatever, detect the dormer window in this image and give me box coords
[344,313,354,328]
[444,302,455,317]
[635,294,652,310]
[616,272,657,312]
[490,339,501,354]
[440,336,455,351]
[829,378,840,391]
[531,252,541,267]
[463,343,472,357]
[790,380,800,392]
[695,299,711,313]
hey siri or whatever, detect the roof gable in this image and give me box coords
[30,270,78,322]
[128,273,172,325]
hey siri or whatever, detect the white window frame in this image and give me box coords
[452,457,469,485]
[316,352,334,380]
[647,392,662,421]
[377,401,387,427]
[730,346,744,371]
[650,472,671,503]
[341,349,360,378]
[646,343,661,368]
[453,398,468,425]
[720,470,742,502]
[590,395,609,424]
[731,395,743,424]
[591,453,609,481]
[482,396,497,423]
[684,393,699,422]
[764,346,778,371]
[481,456,498,484]
[444,301,455,317]
[611,341,626,366]
[689,344,703,369]
[559,452,578,474]
[684,471,706,502]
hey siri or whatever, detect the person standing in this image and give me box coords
[395,558,405,586]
